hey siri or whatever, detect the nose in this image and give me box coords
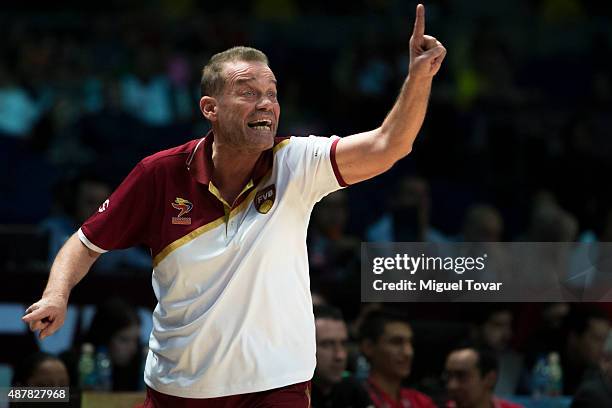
[256,95,274,111]
[334,344,347,363]
[402,342,414,358]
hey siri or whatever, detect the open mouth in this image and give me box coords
[247,119,273,131]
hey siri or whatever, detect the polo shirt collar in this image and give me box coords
[187,130,275,186]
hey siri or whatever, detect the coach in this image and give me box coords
[23,4,445,407]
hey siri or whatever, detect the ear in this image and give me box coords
[484,370,497,390]
[200,96,217,121]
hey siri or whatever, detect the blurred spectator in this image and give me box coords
[470,305,524,395]
[517,303,569,393]
[521,303,570,356]
[570,207,612,289]
[359,309,436,408]
[572,330,612,408]
[76,77,148,179]
[311,290,328,307]
[312,305,373,408]
[40,173,150,274]
[120,47,174,126]
[62,297,144,391]
[444,346,523,408]
[366,176,447,243]
[525,192,578,242]
[11,352,69,387]
[461,204,503,242]
[0,62,43,139]
[560,306,610,395]
[309,190,360,282]
[521,305,610,396]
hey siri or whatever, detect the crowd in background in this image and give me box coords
[1,0,612,407]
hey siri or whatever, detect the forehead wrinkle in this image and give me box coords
[224,63,277,89]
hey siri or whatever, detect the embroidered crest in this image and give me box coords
[254,185,275,214]
[171,197,193,225]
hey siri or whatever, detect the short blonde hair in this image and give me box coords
[200,46,269,97]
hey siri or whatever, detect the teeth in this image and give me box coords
[250,120,272,126]
[252,125,271,130]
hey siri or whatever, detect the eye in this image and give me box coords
[243,90,255,97]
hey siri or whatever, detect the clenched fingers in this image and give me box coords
[39,319,61,340]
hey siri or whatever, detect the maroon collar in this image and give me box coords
[187,131,275,186]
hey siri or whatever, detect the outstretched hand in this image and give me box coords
[409,4,446,79]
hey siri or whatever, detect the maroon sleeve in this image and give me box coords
[330,137,349,187]
[79,162,154,252]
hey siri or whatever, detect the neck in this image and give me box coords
[313,377,334,396]
[211,140,261,205]
[477,396,495,408]
[370,371,402,401]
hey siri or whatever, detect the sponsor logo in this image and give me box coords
[98,199,110,213]
[172,197,193,225]
[254,185,275,214]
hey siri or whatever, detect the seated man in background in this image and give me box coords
[561,306,610,396]
[445,346,523,408]
[40,173,150,274]
[359,309,436,408]
[11,352,70,387]
[470,304,523,396]
[572,330,612,408]
[312,305,373,408]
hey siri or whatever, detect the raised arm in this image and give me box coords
[335,4,446,184]
[22,233,100,339]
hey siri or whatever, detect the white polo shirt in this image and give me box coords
[78,133,347,398]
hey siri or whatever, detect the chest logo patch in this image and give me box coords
[171,197,193,225]
[254,185,275,214]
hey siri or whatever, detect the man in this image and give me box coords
[560,306,610,395]
[359,309,436,408]
[12,352,70,388]
[23,4,446,406]
[445,346,523,408]
[366,175,448,243]
[572,331,612,408]
[40,173,151,273]
[312,305,373,408]
[470,305,523,395]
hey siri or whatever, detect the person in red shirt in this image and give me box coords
[359,309,436,408]
[445,346,524,408]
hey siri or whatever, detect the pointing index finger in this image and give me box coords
[413,4,425,40]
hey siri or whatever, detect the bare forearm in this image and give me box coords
[379,75,432,161]
[43,232,99,300]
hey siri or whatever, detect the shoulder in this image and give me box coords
[276,135,339,156]
[573,374,612,405]
[401,388,436,407]
[140,138,201,169]
[493,397,526,408]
